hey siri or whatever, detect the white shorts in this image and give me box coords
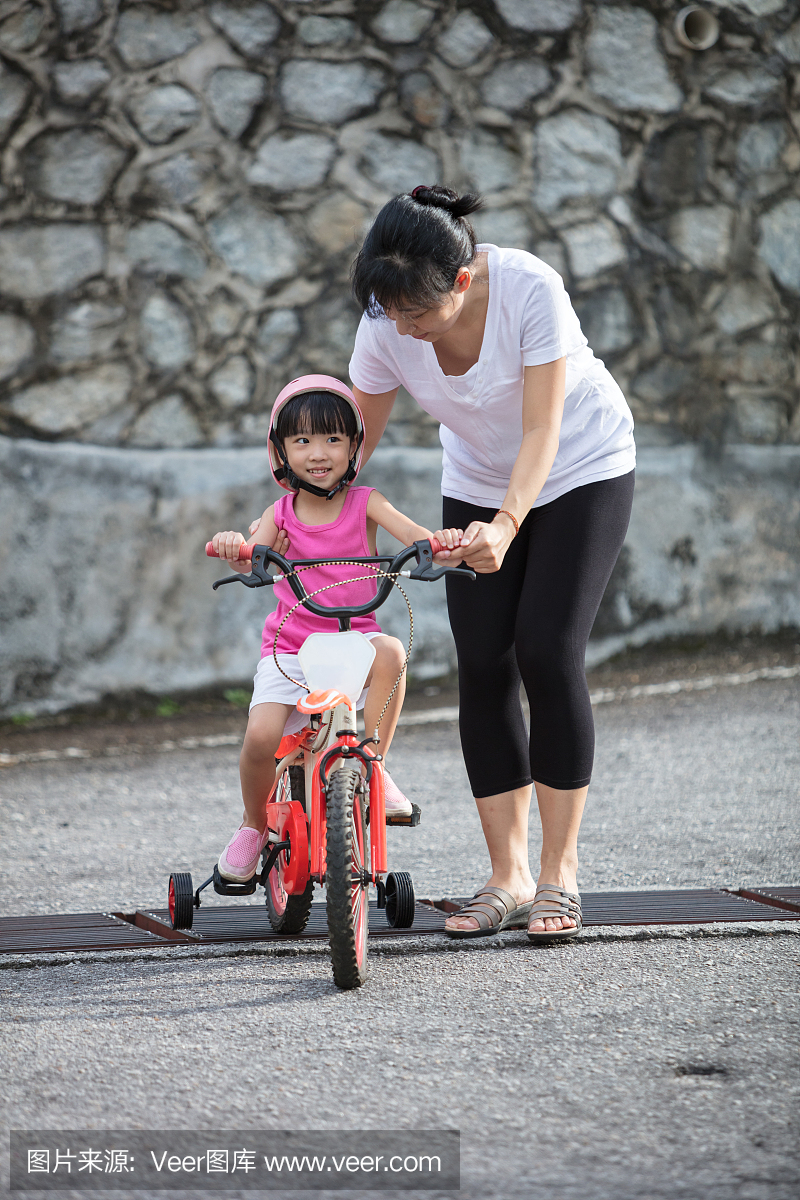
[250,633,382,736]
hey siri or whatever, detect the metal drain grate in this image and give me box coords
[1,888,797,955]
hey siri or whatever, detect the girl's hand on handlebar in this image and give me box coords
[458,519,515,573]
[211,530,250,573]
[431,527,464,564]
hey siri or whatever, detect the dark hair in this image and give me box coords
[351,185,484,317]
[275,391,357,447]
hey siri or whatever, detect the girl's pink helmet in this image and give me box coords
[267,374,365,499]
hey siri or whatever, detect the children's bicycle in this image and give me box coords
[167,538,473,989]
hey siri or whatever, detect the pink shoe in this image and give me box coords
[383,773,412,817]
[218,825,268,882]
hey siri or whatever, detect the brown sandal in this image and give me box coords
[527,885,582,943]
[445,886,534,940]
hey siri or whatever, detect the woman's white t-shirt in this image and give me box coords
[348,244,636,509]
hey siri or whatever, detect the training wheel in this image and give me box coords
[384,871,415,928]
[168,871,194,930]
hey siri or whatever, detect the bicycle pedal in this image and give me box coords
[385,804,421,827]
[212,864,258,896]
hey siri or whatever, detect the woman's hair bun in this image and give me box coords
[410,185,483,220]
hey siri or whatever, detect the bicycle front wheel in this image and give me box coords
[325,765,369,989]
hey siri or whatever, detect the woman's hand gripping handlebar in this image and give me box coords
[204,537,474,619]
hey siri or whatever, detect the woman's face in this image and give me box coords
[386,271,471,342]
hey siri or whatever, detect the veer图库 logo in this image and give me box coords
[10,1130,460,1191]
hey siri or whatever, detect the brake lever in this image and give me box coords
[408,539,476,582]
[212,572,270,590]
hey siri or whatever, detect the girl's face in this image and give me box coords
[283,428,356,491]
[385,269,472,343]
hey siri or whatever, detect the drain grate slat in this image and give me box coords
[1,888,797,955]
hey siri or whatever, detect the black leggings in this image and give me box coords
[444,471,635,798]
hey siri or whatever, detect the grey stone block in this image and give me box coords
[575,287,635,356]
[533,110,623,215]
[140,293,194,372]
[758,199,800,293]
[52,59,111,106]
[0,313,35,381]
[712,281,775,336]
[494,0,581,33]
[436,10,493,67]
[358,132,440,196]
[471,207,531,251]
[459,130,519,193]
[704,66,781,106]
[775,19,800,63]
[256,309,301,364]
[669,205,734,273]
[208,199,302,287]
[280,60,385,124]
[298,16,355,45]
[208,1,280,58]
[25,127,127,205]
[144,153,207,207]
[127,85,200,145]
[307,193,369,254]
[206,68,265,139]
[128,395,204,448]
[0,64,32,143]
[248,132,336,190]
[736,120,786,176]
[732,393,788,443]
[208,355,254,409]
[640,126,709,210]
[371,0,434,44]
[0,4,46,52]
[208,293,245,339]
[50,301,126,364]
[54,0,103,34]
[562,218,627,280]
[481,59,551,112]
[587,7,683,114]
[632,358,693,405]
[399,72,450,128]
[0,223,105,299]
[114,6,201,69]
[126,221,206,281]
[7,363,131,434]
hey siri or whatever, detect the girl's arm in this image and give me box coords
[366,492,462,560]
[351,386,399,465]
[456,358,566,573]
[211,505,280,573]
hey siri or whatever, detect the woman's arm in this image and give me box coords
[457,357,566,573]
[352,385,399,465]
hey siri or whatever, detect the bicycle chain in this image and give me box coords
[269,561,414,737]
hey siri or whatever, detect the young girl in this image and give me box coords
[211,374,461,883]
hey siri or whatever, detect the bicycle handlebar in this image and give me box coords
[205,536,473,617]
[205,537,446,559]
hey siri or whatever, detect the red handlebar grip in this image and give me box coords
[205,541,253,561]
[429,537,443,555]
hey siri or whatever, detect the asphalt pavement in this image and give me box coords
[1,677,798,1200]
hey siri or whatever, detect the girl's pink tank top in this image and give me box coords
[261,486,381,657]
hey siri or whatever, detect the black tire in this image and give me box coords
[325,766,369,990]
[385,871,415,928]
[266,873,314,934]
[168,872,194,930]
[265,764,313,934]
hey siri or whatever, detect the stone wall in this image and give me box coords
[1,0,799,713]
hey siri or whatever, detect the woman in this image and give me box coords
[348,186,636,941]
